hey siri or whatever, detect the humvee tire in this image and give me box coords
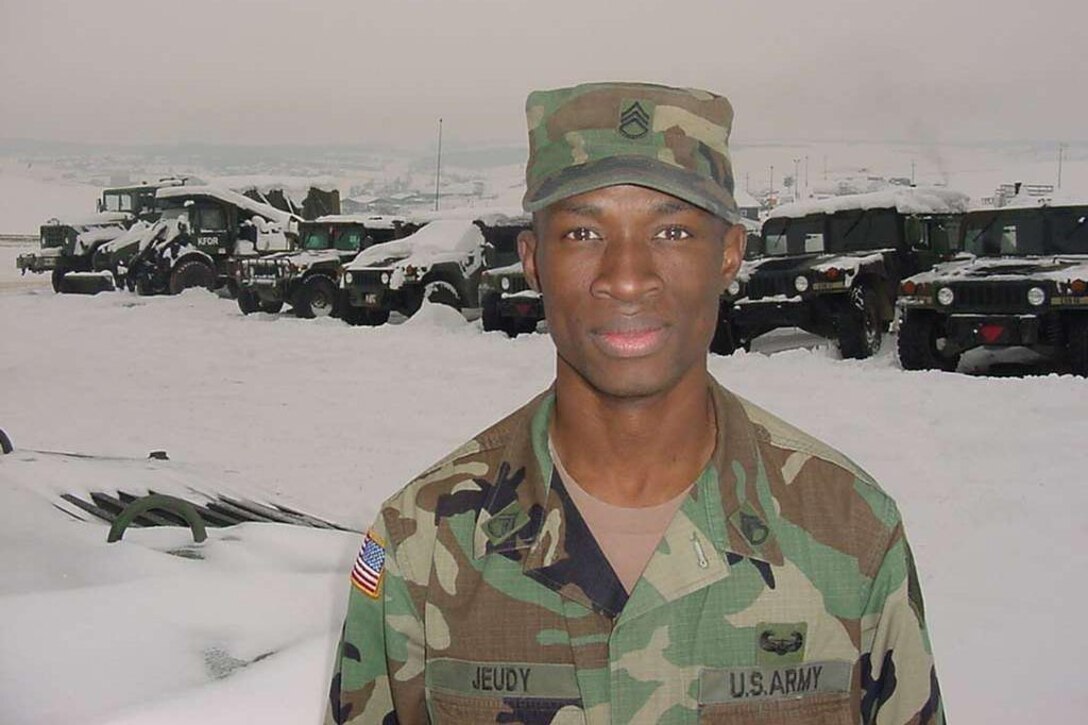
[237,288,261,315]
[0,428,12,454]
[51,268,65,294]
[1068,315,1088,377]
[169,259,216,295]
[482,293,503,332]
[260,298,284,314]
[295,275,337,319]
[838,285,882,359]
[898,310,960,372]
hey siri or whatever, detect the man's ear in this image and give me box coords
[517,229,541,292]
[720,223,747,284]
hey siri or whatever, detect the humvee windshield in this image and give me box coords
[102,191,136,213]
[828,208,899,252]
[334,228,364,252]
[300,226,331,251]
[961,207,1088,256]
[761,215,825,256]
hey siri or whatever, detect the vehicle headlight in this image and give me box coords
[380,272,390,285]
[1027,286,1046,306]
[500,277,511,291]
[937,287,955,306]
[794,275,809,293]
[727,280,741,297]
[344,272,353,284]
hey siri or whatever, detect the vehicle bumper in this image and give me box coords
[345,284,407,310]
[944,313,1045,352]
[498,294,544,321]
[16,253,58,273]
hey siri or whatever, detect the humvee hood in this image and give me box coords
[345,220,484,271]
[907,255,1088,285]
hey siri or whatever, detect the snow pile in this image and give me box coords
[157,185,299,228]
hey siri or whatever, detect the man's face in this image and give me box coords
[519,184,746,400]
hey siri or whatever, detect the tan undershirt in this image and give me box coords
[549,438,693,594]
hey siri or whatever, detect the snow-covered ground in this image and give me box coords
[2,237,1086,723]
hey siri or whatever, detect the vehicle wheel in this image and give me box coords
[1067,315,1088,376]
[343,305,390,326]
[0,428,12,454]
[837,285,883,359]
[237,288,261,315]
[709,304,739,355]
[168,260,216,295]
[295,275,338,319]
[422,279,463,311]
[51,268,66,294]
[260,298,284,314]
[897,310,960,372]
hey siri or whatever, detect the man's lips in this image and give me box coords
[592,321,669,357]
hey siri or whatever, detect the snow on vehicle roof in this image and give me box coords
[767,187,970,219]
[310,214,408,229]
[409,205,530,227]
[156,185,298,226]
[347,220,484,268]
[972,191,1088,212]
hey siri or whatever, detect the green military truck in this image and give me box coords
[126,185,299,296]
[16,179,184,293]
[897,197,1088,374]
[724,188,968,358]
[236,215,416,317]
[340,210,528,326]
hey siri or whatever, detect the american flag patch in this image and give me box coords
[351,530,386,599]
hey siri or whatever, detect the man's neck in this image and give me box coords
[550,364,717,507]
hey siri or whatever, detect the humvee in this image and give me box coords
[897,198,1088,374]
[16,179,184,293]
[340,210,528,326]
[236,215,417,317]
[126,185,299,296]
[724,188,968,358]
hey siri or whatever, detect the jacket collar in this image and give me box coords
[472,377,784,618]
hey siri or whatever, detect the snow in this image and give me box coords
[345,219,484,270]
[767,187,971,219]
[985,191,1088,210]
[906,255,1088,285]
[50,211,132,228]
[2,258,1087,723]
[409,204,530,227]
[157,185,299,228]
[311,214,407,229]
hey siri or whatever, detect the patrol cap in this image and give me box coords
[522,81,741,223]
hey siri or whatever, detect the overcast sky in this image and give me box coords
[1,0,1085,150]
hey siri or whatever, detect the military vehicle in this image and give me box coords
[16,179,185,293]
[709,217,763,354]
[723,188,968,358]
[480,262,541,337]
[340,210,528,326]
[236,215,416,317]
[126,185,299,296]
[897,197,1088,374]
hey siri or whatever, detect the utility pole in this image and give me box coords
[769,165,774,206]
[911,160,916,186]
[434,118,443,212]
[804,155,809,190]
[823,155,828,181]
[793,158,801,201]
[745,171,750,194]
[1058,143,1065,189]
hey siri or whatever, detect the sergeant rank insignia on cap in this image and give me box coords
[351,530,386,599]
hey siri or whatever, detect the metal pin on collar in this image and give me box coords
[691,533,710,569]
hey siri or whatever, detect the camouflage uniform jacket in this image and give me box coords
[326,380,943,724]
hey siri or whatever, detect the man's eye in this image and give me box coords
[563,227,601,241]
[655,226,693,241]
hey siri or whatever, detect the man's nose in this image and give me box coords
[590,236,662,304]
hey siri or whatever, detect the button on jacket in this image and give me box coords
[326,380,944,724]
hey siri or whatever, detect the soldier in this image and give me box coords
[326,82,943,724]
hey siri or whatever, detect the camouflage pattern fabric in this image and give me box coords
[522,82,741,223]
[326,379,943,724]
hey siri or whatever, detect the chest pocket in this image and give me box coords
[426,658,585,724]
[698,660,853,725]
[698,692,852,724]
